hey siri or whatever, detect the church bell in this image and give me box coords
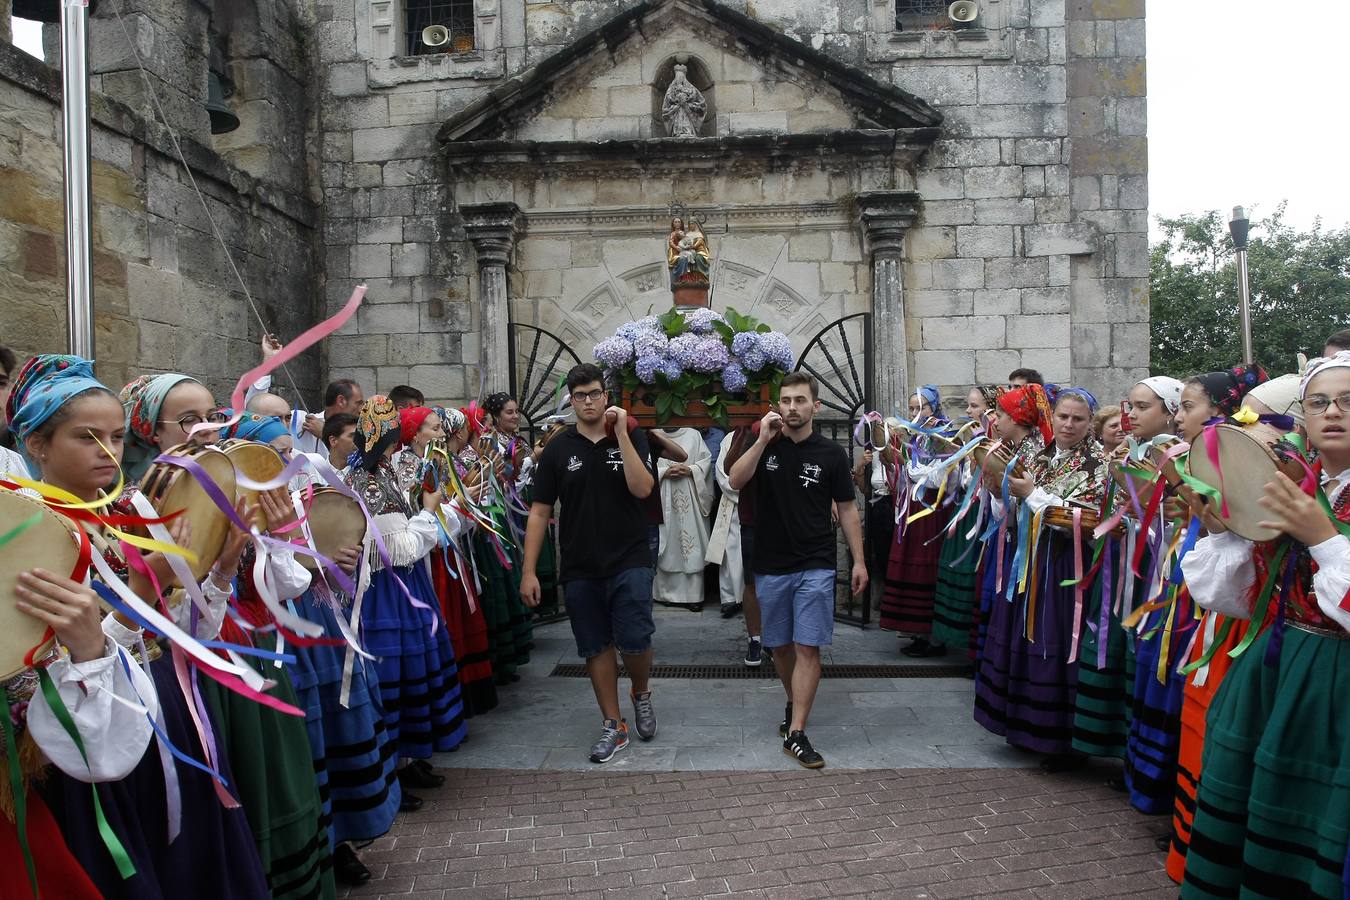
[207,71,240,135]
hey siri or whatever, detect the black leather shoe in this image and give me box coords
[333,843,371,886]
[399,791,424,813]
[1155,833,1172,852]
[399,763,445,789]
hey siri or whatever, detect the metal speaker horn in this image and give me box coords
[948,1,980,24]
[422,24,451,47]
[206,72,240,135]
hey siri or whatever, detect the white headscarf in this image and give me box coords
[1299,351,1350,400]
[1247,373,1304,427]
[1136,376,1184,414]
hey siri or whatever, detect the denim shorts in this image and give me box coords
[563,567,656,659]
[754,568,835,649]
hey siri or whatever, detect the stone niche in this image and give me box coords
[440,0,941,409]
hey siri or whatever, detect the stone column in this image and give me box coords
[856,191,921,417]
[461,202,523,394]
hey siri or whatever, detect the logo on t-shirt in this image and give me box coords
[567,455,582,472]
[605,448,624,471]
[799,461,821,488]
[765,454,779,472]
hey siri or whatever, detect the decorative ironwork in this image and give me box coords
[405,0,475,55]
[895,0,954,31]
[507,323,581,430]
[795,313,874,626]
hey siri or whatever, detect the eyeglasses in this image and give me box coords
[160,413,223,430]
[1304,393,1350,415]
[571,388,606,404]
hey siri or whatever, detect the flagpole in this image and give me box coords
[61,0,95,359]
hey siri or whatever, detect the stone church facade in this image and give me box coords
[0,0,1146,415]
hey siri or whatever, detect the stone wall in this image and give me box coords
[0,25,321,405]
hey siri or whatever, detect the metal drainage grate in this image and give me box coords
[549,663,971,680]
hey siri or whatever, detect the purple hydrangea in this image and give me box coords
[721,362,748,392]
[669,333,729,374]
[731,331,761,357]
[758,331,794,370]
[684,308,725,335]
[635,353,662,385]
[657,358,685,382]
[593,335,634,368]
[616,316,663,340]
[633,330,668,359]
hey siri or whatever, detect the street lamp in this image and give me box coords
[1228,206,1254,363]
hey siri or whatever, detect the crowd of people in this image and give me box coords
[0,339,553,896]
[0,320,1348,897]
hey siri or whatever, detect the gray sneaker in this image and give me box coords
[589,718,629,763]
[631,690,658,741]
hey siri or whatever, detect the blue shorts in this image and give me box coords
[754,569,835,649]
[563,567,656,659]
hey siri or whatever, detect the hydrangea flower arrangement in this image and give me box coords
[593,306,793,425]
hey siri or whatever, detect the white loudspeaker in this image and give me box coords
[421,25,451,47]
[948,1,980,24]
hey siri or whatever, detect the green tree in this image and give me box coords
[1149,206,1350,378]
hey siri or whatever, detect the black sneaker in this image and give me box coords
[744,638,763,668]
[778,701,793,738]
[720,602,742,619]
[784,730,825,769]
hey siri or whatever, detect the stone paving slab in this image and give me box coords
[340,766,1174,899]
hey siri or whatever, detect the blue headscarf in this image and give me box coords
[913,384,943,419]
[219,409,290,445]
[121,372,199,482]
[7,355,112,477]
[1054,386,1099,414]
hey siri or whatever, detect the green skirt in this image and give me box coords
[473,532,529,680]
[930,505,980,652]
[1071,539,1137,759]
[201,636,335,900]
[1181,626,1350,900]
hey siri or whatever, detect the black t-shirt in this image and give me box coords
[751,432,855,575]
[532,426,655,582]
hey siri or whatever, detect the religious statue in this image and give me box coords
[668,216,711,289]
[661,64,707,138]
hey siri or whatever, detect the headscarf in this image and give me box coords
[399,406,433,446]
[912,384,942,419]
[483,392,514,420]
[218,408,289,445]
[1137,376,1184,415]
[1194,363,1269,416]
[7,355,111,477]
[974,384,1003,409]
[1247,373,1304,427]
[1054,386,1099,414]
[462,404,489,438]
[437,405,467,435]
[1299,351,1350,400]
[997,383,1054,445]
[353,396,401,472]
[121,373,199,481]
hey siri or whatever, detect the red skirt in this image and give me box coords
[1166,612,1249,883]
[430,546,498,716]
[879,490,950,634]
[1,786,102,900]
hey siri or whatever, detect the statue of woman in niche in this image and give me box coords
[668,216,711,287]
[661,64,707,138]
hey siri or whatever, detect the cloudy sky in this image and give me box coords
[12,5,1348,237]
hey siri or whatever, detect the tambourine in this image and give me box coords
[1108,442,1163,502]
[139,443,236,581]
[218,438,286,529]
[979,439,1025,487]
[1043,503,1121,539]
[0,491,80,679]
[297,488,367,572]
[1184,423,1306,542]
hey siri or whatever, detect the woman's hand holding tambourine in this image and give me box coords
[333,545,361,577]
[259,488,297,533]
[15,569,106,663]
[1258,472,1339,546]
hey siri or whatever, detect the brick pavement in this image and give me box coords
[340,765,1175,899]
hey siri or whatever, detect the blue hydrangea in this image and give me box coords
[731,331,761,357]
[758,331,794,370]
[688,335,730,373]
[633,330,668,359]
[616,316,663,340]
[684,308,725,335]
[658,358,685,382]
[635,353,662,385]
[593,336,634,368]
[721,362,748,392]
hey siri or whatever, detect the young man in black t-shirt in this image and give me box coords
[728,372,867,768]
[522,364,659,763]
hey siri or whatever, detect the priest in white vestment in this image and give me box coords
[653,427,714,607]
[708,429,745,611]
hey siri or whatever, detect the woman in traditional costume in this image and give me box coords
[881,385,953,656]
[2,358,158,898]
[344,397,466,795]
[481,394,536,652]
[931,385,1002,666]
[15,357,270,898]
[972,384,1052,737]
[986,387,1107,766]
[1180,351,1350,899]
